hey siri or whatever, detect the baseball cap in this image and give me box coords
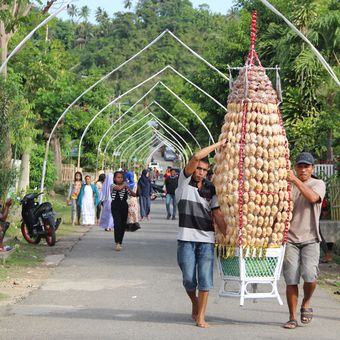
[295,152,315,165]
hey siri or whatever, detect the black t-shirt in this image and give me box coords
[165,176,179,195]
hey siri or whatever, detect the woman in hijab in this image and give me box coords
[137,169,152,221]
[96,173,106,224]
[99,172,114,231]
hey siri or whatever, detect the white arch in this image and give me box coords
[79,65,221,167]
[107,111,192,157]
[111,112,193,160]
[141,136,185,168]
[108,123,153,169]
[130,136,185,169]
[123,136,154,166]
[124,126,187,167]
[151,127,188,163]
[133,126,188,164]
[100,98,200,163]
[152,114,192,154]
[86,76,214,169]
[40,27,227,199]
[113,124,153,166]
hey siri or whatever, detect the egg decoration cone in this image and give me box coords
[214,11,292,256]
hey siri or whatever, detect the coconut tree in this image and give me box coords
[79,5,90,23]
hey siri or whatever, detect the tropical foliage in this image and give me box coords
[0,0,338,196]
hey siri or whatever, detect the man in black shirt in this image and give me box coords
[164,168,178,220]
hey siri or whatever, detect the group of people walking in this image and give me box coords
[67,167,155,251]
[67,147,325,330]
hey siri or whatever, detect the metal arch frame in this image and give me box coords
[99,79,213,170]
[114,125,154,167]
[123,136,154,167]
[153,100,200,147]
[143,142,166,167]
[150,127,188,163]
[138,141,167,169]
[124,127,187,168]
[107,111,153,155]
[139,137,185,169]
[113,112,192,165]
[99,98,200,167]
[151,128,187,163]
[130,137,185,170]
[45,28,228,154]
[109,111,192,157]
[79,65,222,168]
[123,126,188,167]
[151,114,192,155]
[99,65,225,150]
[114,122,152,156]
[40,24,230,198]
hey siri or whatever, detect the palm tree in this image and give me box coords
[95,7,103,23]
[124,1,133,10]
[67,4,78,23]
[79,6,90,23]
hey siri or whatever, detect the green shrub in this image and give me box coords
[29,143,57,191]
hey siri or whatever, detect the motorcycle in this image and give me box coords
[150,183,166,200]
[20,192,61,246]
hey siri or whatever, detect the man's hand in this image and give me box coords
[212,208,227,236]
[287,170,298,184]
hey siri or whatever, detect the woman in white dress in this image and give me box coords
[77,175,100,225]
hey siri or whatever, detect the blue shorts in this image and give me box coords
[177,240,214,291]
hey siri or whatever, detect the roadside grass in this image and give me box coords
[1,193,75,281]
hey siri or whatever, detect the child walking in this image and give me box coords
[111,171,136,251]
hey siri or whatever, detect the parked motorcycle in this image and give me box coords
[150,183,166,200]
[20,192,61,246]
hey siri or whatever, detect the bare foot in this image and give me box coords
[192,298,198,321]
[196,319,209,328]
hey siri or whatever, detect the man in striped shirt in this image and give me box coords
[175,139,227,328]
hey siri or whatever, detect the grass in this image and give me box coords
[0,193,77,281]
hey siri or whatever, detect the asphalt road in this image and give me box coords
[0,200,339,339]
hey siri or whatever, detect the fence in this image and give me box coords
[314,164,336,178]
[329,183,340,221]
[61,164,82,183]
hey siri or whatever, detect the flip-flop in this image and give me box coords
[300,307,313,324]
[283,319,298,329]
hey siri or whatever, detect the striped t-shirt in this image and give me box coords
[175,170,219,243]
[111,186,129,201]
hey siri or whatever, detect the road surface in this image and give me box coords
[0,200,339,339]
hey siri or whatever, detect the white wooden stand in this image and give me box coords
[216,245,286,306]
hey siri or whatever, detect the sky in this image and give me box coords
[57,0,234,22]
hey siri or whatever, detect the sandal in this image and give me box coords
[300,307,313,324]
[283,319,298,329]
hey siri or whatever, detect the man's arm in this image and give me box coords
[287,170,321,204]
[212,208,227,236]
[184,139,226,177]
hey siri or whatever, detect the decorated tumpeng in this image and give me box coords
[213,12,292,306]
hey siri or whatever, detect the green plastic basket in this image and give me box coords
[219,256,278,278]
